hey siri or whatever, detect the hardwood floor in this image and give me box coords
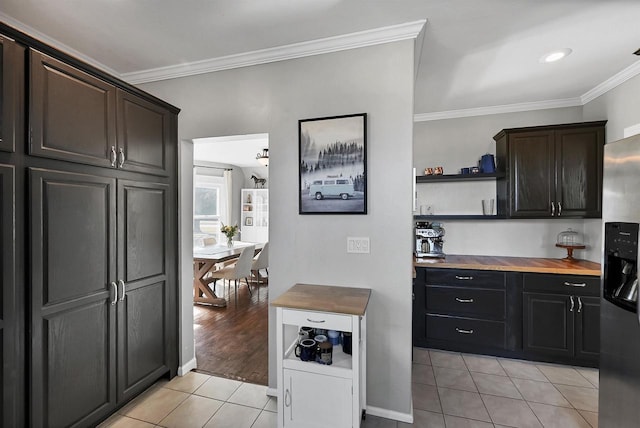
[193,278,269,386]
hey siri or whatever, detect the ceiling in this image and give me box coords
[2,0,640,117]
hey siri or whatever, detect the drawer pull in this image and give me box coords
[306,318,326,324]
[564,281,586,287]
[455,328,474,334]
[455,298,474,303]
[455,275,474,281]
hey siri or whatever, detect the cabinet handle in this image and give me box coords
[455,275,473,281]
[564,281,586,287]
[455,328,474,334]
[118,148,126,168]
[118,279,126,301]
[551,202,555,216]
[110,146,117,167]
[558,202,562,216]
[455,297,474,303]
[577,296,582,313]
[569,296,575,312]
[306,318,326,323]
[284,388,291,408]
[110,282,118,305]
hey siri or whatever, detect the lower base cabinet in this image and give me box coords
[283,369,353,427]
[415,267,600,367]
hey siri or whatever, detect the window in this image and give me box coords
[194,173,227,246]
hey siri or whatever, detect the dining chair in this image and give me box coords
[251,242,269,297]
[205,245,255,307]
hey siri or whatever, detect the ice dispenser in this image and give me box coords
[603,222,640,312]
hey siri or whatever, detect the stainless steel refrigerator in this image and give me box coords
[600,133,640,427]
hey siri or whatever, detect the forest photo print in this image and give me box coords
[299,113,367,214]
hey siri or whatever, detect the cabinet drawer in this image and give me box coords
[426,286,505,320]
[427,314,506,349]
[426,269,505,289]
[523,274,600,296]
[426,314,505,349]
[282,309,352,332]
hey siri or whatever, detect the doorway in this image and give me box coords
[191,133,270,385]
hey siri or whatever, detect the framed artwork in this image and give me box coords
[299,113,367,214]
[245,217,253,226]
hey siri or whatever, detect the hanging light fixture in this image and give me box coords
[256,148,269,166]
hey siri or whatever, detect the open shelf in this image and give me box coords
[416,172,505,183]
[414,214,507,220]
[283,339,353,379]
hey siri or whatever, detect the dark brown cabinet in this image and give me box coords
[1,164,24,428]
[30,51,173,176]
[415,268,517,353]
[29,172,175,427]
[30,50,117,167]
[117,90,172,176]
[1,35,25,153]
[495,121,606,218]
[523,274,600,366]
[0,23,179,427]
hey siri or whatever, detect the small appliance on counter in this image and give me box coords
[415,221,445,258]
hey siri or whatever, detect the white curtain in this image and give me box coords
[223,169,233,226]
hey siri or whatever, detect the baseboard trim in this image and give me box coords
[266,387,278,397]
[366,405,413,423]
[177,358,197,376]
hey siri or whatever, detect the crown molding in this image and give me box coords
[0,13,121,77]
[123,19,427,84]
[414,98,582,122]
[581,59,640,104]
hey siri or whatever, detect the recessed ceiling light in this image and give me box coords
[540,48,573,63]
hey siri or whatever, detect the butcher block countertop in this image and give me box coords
[415,255,601,276]
[271,283,371,316]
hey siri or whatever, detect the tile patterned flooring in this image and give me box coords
[98,348,599,428]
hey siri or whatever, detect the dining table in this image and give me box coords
[193,241,263,307]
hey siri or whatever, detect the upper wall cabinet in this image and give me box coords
[1,35,25,153]
[29,49,118,167]
[495,121,606,219]
[30,51,172,176]
[117,89,172,176]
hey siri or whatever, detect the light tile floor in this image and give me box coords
[98,349,599,428]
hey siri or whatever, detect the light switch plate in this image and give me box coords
[347,237,370,254]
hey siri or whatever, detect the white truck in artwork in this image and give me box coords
[308,177,355,200]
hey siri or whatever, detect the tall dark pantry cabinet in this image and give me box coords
[0,24,180,427]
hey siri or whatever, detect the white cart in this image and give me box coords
[272,284,370,428]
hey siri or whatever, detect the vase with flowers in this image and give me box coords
[221,223,239,247]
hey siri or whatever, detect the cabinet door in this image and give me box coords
[1,165,21,427]
[30,50,117,167]
[1,36,25,153]
[283,369,352,428]
[509,131,555,217]
[30,168,117,428]
[116,89,172,176]
[523,292,574,358]
[555,126,603,217]
[117,180,172,402]
[575,296,600,363]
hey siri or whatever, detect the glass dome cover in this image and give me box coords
[557,228,584,246]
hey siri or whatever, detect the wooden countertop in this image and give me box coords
[271,283,371,316]
[414,255,601,276]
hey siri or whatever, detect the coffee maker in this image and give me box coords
[415,221,445,258]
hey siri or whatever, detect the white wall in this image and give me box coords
[141,40,416,417]
[413,107,605,261]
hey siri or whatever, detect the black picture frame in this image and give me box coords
[299,113,367,214]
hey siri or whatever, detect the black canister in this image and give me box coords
[342,332,352,355]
